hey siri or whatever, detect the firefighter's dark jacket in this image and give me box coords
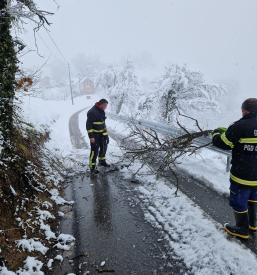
[86,104,108,138]
[213,113,257,186]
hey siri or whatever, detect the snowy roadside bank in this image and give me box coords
[21,96,93,155]
[0,95,94,274]
[133,170,257,275]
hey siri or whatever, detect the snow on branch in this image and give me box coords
[121,110,212,194]
[4,0,53,30]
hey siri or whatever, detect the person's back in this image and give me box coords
[86,99,110,174]
[212,98,257,239]
[87,104,105,122]
[215,113,257,184]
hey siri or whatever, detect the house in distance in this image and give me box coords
[80,78,95,95]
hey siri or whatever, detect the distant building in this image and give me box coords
[80,78,95,95]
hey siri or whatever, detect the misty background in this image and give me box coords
[19,0,257,126]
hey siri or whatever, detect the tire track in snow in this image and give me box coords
[69,108,88,149]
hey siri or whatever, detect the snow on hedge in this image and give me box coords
[18,257,44,275]
[17,239,48,255]
[55,233,75,251]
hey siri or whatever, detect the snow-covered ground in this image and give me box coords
[179,149,229,195]
[24,93,215,180]
[0,96,90,274]
[21,95,92,155]
[79,103,257,274]
[103,112,231,195]
[22,94,231,196]
[6,93,254,274]
[133,171,257,275]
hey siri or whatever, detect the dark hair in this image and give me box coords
[242,98,257,114]
[98,98,108,104]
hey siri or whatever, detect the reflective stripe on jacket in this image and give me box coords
[86,104,108,138]
[213,113,257,186]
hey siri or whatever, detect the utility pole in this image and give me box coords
[68,63,74,105]
[78,75,81,95]
[44,30,74,105]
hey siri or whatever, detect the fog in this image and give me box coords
[21,0,257,120]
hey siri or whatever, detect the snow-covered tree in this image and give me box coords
[153,65,224,123]
[112,61,141,115]
[104,61,142,115]
[97,65,118,90]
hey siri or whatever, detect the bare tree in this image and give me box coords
[7,0,53,29]
[120,110,212,194]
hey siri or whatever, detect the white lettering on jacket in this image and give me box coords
[244,144,257,152]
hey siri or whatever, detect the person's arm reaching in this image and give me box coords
[212,123,241,150]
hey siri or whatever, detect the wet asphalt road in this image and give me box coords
[58,173,188,275]
[55,109,257,275]
[54,110,189,275]
[176,173,257,252]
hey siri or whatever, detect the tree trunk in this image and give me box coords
[0,0,18,155]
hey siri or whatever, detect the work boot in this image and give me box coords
[99,160,111,168]
[248,202,257,231]
[224,211,249,239]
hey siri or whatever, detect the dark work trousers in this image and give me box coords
[229,182,257,212]
[89,135,108,170]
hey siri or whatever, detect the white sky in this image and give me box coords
[21,0,257,99]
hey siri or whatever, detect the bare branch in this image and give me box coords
[5,0,53,31]
[120,111,212,194]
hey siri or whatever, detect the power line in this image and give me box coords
[44,28,67,63]
[43,27,74,105]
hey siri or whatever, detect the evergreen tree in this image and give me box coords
[0,0,51,158]
[0,0,18,157]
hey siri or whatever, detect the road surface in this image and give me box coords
[54,110,189,275]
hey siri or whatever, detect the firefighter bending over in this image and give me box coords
[212,98,257,239]
[86,99,110,175]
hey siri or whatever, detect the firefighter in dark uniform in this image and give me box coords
[212,98,257,239]
[86,99,110,174]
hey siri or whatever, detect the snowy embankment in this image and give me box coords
[0,95,93,275]
[133,170,257,275]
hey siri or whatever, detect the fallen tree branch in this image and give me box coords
[120,110,212,194]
